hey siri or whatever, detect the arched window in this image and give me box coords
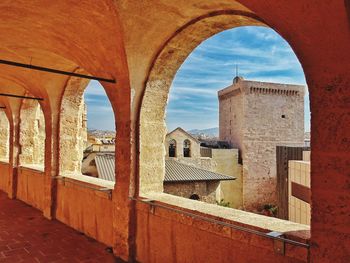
[169,139,176,157]
[183,139,191,157]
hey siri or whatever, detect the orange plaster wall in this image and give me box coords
[0,162,10,193]
[16,167,45,211]
[135,203,308,263]
[55,181,114,247]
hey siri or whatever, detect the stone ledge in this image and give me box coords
[60,173,115,189]
[142,192,310,235]
[19,164,45,173]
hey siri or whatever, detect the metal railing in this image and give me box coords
[130,197,310,249]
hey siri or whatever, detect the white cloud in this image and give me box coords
[166,26,309,131]
[170,86,218,96]
[87,105,114,114]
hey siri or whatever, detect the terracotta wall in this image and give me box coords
[16,167,45,211]
[0,162,10,193]
[55,180,114,246]
[135,202,308,263]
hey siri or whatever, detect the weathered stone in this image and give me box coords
[0,111,9,161]
[219,78,305,210]
[19,99,45,167]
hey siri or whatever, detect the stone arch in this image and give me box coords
[59,69,116,177]
[0,110,10,162]
[18,97,45,168]
[138,10,308,198]
[0,75,51,174]
[59,71,90,175]
[139,11,265,194]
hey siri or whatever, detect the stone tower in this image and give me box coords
[218,77,305,211]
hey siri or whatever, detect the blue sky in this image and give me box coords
[84,26,310,132]
[166,26,310,132]
[84,80,115,131]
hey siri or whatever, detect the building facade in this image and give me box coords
[218,77,305,211]
[165,127,201,159]
[165,127,242,207]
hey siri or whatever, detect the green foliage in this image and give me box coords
[262,204,278,217]
[216,199,230,207]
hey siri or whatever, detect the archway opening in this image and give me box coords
[140,18,311,228]
[59,78,116,186]
[165,26,310,220]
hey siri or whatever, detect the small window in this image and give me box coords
[183,139,191,157]
[169,139,176,157]
[189,194,200,200]
[281,115,286,118]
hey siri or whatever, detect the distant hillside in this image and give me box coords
[88,129,116,138]
[188,127,219,138]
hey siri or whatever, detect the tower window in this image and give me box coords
[169,139,176,157]
[183,139,191,157]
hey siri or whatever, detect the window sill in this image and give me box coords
[60,173,115,190]
[142,192,310,237]
[19,164,45,172]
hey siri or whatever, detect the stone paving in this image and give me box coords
[0,191,120,262]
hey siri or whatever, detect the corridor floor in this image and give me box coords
[0,191,119,262]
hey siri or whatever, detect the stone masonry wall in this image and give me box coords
[19,100,45,167]
[165,128,200,158]
[219,79,304,211]
[164,181,220,204]
[0,111,9,161]
[59,76,89,174]
[219,87,244,149]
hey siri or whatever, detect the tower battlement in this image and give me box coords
[218,77,305,100]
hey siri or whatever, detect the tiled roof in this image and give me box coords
[95,154,115,182]
[164,160,235,182]
[95,154,236,183]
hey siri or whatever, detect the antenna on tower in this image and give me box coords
[233,64,243,84]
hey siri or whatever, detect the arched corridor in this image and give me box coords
[0,1,348,262]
